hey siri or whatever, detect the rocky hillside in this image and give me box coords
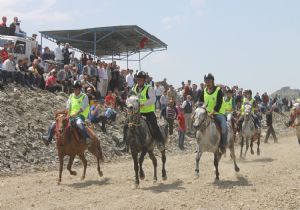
[0,84,295,176]
[271,86,300,99]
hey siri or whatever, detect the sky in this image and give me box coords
[2,0,300,94]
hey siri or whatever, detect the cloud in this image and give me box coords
[161,15,186,30]
[190,0,206,6]
[0,0,71,23]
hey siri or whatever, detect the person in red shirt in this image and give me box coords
[0,16,7,27]
[45,70,61,92]
[0,42,9,63]
[105,90,116,108]
[177,107,186,150]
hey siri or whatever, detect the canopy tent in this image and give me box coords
[40,25,167,69]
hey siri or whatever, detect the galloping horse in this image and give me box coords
[55,112,104,184]
[125,96,168,188]
[193,107,240,181]
[239,105,261,158]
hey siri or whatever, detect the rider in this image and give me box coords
[199,73,227,154]
[285,102,300,127]
[123,71,165,152]
[220,88,234,117]
[42,80,92,147]
[237,89,261,131]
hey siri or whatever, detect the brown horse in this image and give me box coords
[55,113,104,184]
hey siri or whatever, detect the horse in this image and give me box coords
[55,112,104,185]
[193,107,240,181]
[239,105,261,158]
[293,114,300,146]
[125,96,168,188]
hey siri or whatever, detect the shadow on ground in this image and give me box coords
[67,178,111,189]
[143,179,185,193]
[213,176,252,189]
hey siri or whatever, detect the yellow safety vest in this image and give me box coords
[204,87,224,115]
[69,93,90,120]
[220,97,232,115]
[133,84,155,113]
[241,98,254,114]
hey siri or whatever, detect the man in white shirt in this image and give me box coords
[98,62,109,98]
[2,54,16,83]
[54,41,63,64]
[154,82,165,110]
[126,69,134,88]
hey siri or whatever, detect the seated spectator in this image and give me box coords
[42,47,54,61]
[2,54,16,83]
[105,107,117,123]
[28,59,42,87]
[0,16,7,27]
[17,58,32,88]
[10,17,26,37]
[105,90,116,108]
[45,70,61,92]
[88,100,107,132]
[30,48,39,63]
[86,87,96,105]
[0,42,9,63]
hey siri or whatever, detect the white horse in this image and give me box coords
[193,107,240,180]
[240,104,261,158]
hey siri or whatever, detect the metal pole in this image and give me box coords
[139,51,141,70]
[126,49,129,69]
[40,33,43,49]
[93,31,96,59]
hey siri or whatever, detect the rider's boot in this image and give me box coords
[42,122,55,146]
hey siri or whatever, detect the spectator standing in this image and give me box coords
[264,107,278,143]
[177,107,186,150]
[126,69,134,89]
[62,43,72,65]
[181,95,193,134]
[154,82,165,110]
[166,100,177,135]
[54,41,63,64]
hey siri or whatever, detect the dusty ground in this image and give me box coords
[0,136,299,210]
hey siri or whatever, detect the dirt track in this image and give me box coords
[0,136,299,210]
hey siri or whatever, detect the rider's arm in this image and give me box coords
[80,95,89,112]
[213,88,223,113]
[143,87,156,106]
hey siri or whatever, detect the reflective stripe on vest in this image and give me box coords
[69,93,90,120]
[133,84,155,113]
[204,86,223,114]
[220,97,232,114]
[241,98,254,114]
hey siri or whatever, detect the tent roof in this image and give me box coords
[40,25,167,58]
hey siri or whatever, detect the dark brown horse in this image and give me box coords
[55,113,104,184]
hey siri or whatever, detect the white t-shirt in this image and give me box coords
[126,74,134,87]
[54,46,63,61]
[155,85,165,96]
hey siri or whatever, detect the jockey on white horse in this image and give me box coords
[286,100,300,127]
[237,89,261,132]
[199,73,227,154]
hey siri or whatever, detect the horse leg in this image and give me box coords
[195,145,202,178]
[148,151,158,183]
[229,143,240,172]
[244,138,249,158]
[67,155,77,176]
[250,138,254,155]
[214,152,221,180]
[58,154,64,185]
[78,153,87,180]
[88,143,103,177]
[131,151,139,188]
[139,150,147,180]
[257,134,261,155]
[161,149,167,181]
[239,137,244,159]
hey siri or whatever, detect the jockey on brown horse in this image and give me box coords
[42,80,92,147]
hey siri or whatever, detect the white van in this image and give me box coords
[0,35,38,62]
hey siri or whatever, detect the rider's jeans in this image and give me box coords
[74,117,89,139]
[214,114,228,147]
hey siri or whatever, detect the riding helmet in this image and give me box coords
[136,71,147,79]
[73,80,82,89]
[204,73,214,81]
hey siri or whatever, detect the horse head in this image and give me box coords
[244,104,252,120]
[55,113,68,135]
[126,95,140,114]
[193,106,208,129]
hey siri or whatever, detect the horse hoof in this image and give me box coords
[70,171,77,176]
[162,175,168,181]
[140,173,145,180]
[133,183,140,189]
[235,167,240,172]
[99,171,103,177]
[194,173,199,179]
[80,176,85,181]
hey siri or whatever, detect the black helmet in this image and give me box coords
[204,73,214,81]
[248,89,252,96]
[73,80,82,89]
[136,71,147,79]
